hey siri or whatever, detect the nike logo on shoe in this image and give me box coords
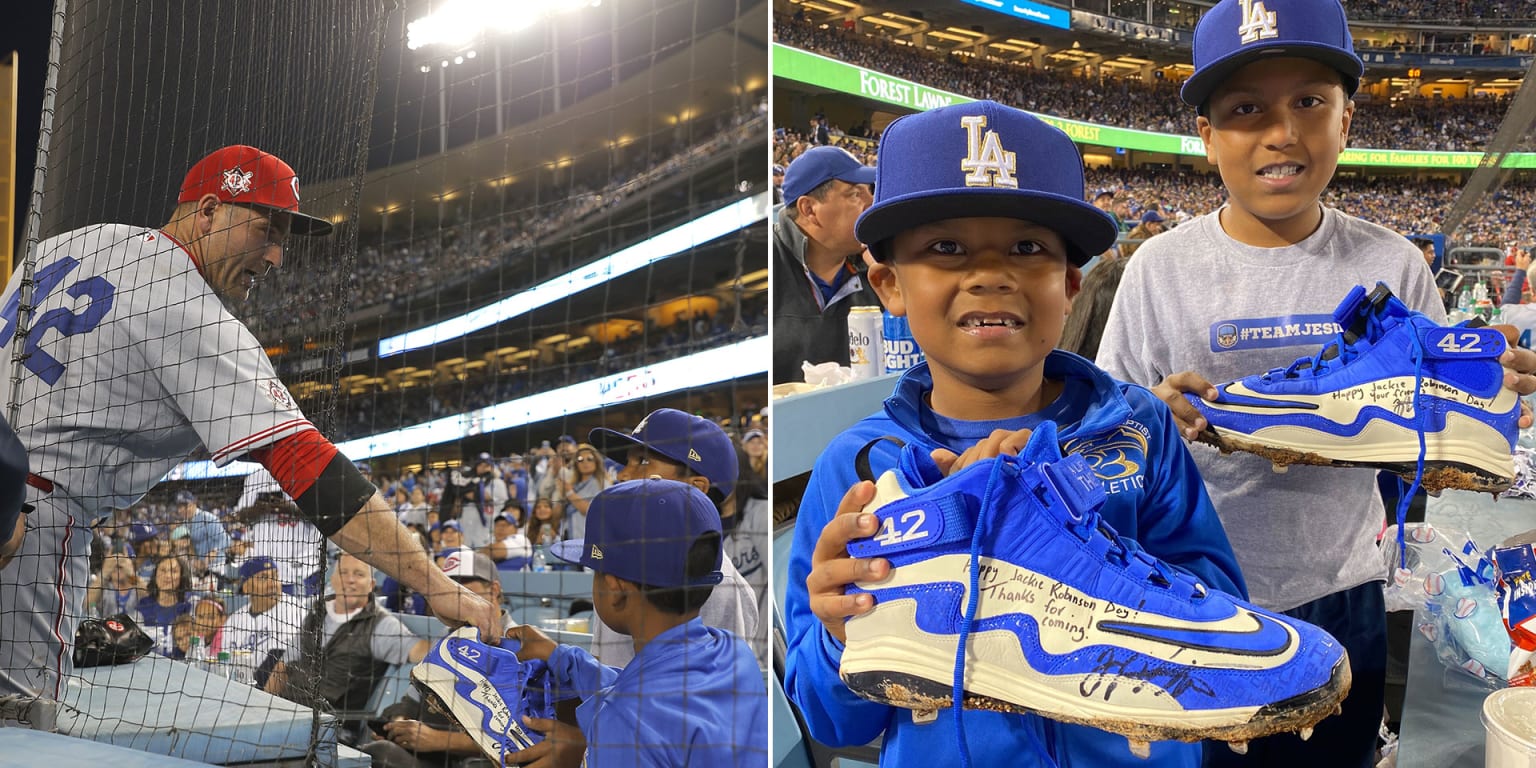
[1098,610,1295,657]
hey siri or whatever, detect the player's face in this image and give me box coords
[203,202,289,301]
[871,218,1078,418]
[1197,57,1353,245]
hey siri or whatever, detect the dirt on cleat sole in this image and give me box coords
[842,656,1352,746]
[1195,428,1512,495]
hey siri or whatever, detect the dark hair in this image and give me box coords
[639,531,722,616]
[784,178,837,222]
[1059,258,1129,362]
[148,554,193,603]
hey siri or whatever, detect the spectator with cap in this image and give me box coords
[236,493,325,596]
[172,490,231,575]
[127,521,162,582]
[1120,209,1168,259]
[589,408,762,667]
[437,519,465,555]
[454,453,507,550]
[483,509,532,570]
[265,552,428,720]
[222,555,308,686]
[492,479,768,766]
[363,548,516,768]
[772,145,880,383]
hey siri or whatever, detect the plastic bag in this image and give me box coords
[1383,524,1511,684]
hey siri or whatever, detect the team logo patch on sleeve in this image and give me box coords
[263,380,296,409]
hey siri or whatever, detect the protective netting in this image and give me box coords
[0,0,770,764]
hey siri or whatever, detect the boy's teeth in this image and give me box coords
[1259,165,1301,178]
[963,317,1019,328]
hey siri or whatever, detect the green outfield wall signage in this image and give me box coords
[773,44,1536,169]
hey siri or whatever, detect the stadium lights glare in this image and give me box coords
[167,336,769,480]
[407,0,602,51]
[377,191,771,358]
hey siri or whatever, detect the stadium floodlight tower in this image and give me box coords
[407,0,605,150]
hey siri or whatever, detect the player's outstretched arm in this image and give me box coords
[332,494,499,643]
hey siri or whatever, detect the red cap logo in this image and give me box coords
[179,145,332,236]
[106,619,124,633]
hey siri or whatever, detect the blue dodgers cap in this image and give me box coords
[589,408,738,499]
[549,479,723,588]
[1141,210,1166,224]
[238,556,277,584]
[781,145,877,205]
[128,521,158,543]
[854,100,1117,267]
[1180,0,1362,109]
[174,490,196,505]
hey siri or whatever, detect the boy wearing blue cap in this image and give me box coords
[773,145,881,383]
[782,100,1254,767]
[415,479,767,767]
[1098,0,1536,764]
[588,408,762,668]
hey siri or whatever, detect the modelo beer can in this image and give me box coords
[848,306,884,380]
[883,313,925,374]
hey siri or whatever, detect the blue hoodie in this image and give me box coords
[782,353,1246,767]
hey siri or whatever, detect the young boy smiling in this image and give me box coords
[781,100,1249,767]
[1099,0,1536,763]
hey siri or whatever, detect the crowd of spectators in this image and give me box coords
[247,103,767,342]
[1347,0,1536,22]
[773,18,1512,152]
[315,288,765,442]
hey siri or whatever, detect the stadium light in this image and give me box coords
[407,0,603,50]
[168,336,769,479]
[377,191,771,357]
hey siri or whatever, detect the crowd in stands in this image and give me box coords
[248,100,768,341]
[1347,0,1535,22]
[773,18,1512,152]
[83,404,769,664]
[775,124,1536,250]
[316,289,765,442]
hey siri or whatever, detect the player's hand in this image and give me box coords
[504,625,557,663]
[1499,347,1536,428]
[1152,371,1219,440]
[0,511,25,570]
[806,480,886,645]
[929,428,1034,477]
[425,578,500,645]
[505,716,586,768]
[384,720,450,753]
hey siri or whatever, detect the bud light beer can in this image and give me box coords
[883,312,925,374]
[848,306,884,380]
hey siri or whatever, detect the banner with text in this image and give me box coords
[772,44,1536,169]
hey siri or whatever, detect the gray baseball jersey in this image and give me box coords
[0,224,315,699]
[222,594,310,672]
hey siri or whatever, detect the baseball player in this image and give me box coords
[0,145,497,702]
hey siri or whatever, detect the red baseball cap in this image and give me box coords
[178,145,333,236]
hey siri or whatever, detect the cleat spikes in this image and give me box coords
[1128,738,1151,759]
[1228,741,1249,754]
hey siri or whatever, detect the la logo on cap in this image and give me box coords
[688,448,702,462]
[960,115,1017,189]
[222,167,254,197]
[590,544,604,560]
[1238,0,1278,44]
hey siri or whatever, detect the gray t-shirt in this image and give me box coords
[1097,206,1444,611]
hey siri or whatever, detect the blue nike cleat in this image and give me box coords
[410,627,550,766]
[1188,283,1518,494]
[840,422,1351,755]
